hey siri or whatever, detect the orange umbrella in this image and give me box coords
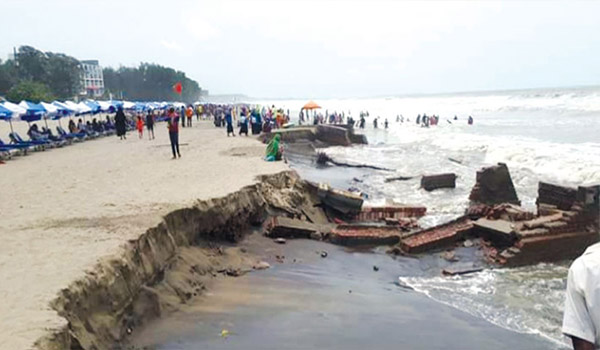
[302,101,321,110]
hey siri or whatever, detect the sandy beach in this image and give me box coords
[0,119,287,350]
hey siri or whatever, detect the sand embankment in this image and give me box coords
[0,120,287,350]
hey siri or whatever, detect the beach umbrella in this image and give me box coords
[18,101,46,126]
[84,100,101,114]
[63,101,82,116]
[0,104,15,133]
[302,101,321,110]
[1,101,27,117]
[40,102,60,129]
[122,101,135,110]
[97,101,112,112]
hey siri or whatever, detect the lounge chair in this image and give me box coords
[9,132,48,151]
[57,126,86,141]
[0,138,30,155]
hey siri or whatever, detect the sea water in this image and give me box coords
[258,86,600,348]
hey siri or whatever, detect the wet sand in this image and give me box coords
[0,120,287,350]
[132,236,555,350]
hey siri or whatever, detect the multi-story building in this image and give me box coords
[80,60,104,97]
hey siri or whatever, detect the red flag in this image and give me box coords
[173,82,182,95]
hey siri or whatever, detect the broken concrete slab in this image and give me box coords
[315,125,352,146]
[469,163,520,206]
[267,217,319,239]
[472,218,517,247]
[421,173,457,191]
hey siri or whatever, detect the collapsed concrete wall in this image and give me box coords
[469,163,520,206]
[35,171,309,350]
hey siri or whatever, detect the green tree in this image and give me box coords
[103,63,202,103]
[46,53,81,99]
[0,59,18,96]
[17,46,49,83]
[6,81,55,103]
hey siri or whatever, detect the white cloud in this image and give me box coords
[159,39,183,51]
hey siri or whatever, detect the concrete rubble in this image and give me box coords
[388,162,599,268]
[421,173,457,191]
[469,162,520,206]
[266,159,597,269]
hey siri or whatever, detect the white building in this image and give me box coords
[80,60,104,97]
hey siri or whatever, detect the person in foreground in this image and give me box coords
[167,108,181,159]
[265,134,281,161]
[563,242,600,350]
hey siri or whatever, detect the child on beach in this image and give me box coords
[136,116,144,139]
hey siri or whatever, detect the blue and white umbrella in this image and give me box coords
[18,101,46,123]
[0,104,15,132]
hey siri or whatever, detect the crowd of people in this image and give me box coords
[3,101,476,164]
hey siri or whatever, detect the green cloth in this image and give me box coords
[266,134,280,158]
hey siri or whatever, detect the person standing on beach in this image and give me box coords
[225,111,235,137]
[563,242,600,350]
[115,106,127,140]
[136,115,144,139]
[146,111,155,140]
[180,106,186,128]
[167,107,181,159]
[239,110,249,136]
[186,105,193,127]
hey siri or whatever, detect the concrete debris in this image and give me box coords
[472,218,517,247]
[267,216,319,239]
[399,216,473,254]
[463,239,474,248]
[421,173,457,191]
[317,183,364,215]
[385,176,414,183]
[442,266,484,276]
[354,205,426,222]
[253,261,271,270]
[330,225,405,246]
[469,163,520,206]
[441,250,459,262]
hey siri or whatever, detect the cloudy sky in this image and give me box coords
[2,0,599,98]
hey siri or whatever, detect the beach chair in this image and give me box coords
[57,126,86,141]
[9,132,48,151]
[0,138,30,155]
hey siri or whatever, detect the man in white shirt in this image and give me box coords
[563,242,600,350]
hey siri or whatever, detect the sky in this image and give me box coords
[2,0,600,98]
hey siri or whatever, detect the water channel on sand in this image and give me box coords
[132,237,558,350]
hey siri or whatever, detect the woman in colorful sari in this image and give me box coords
[265,134,281,161]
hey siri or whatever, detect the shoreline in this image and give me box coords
[0,118,575,349]
[0,120,287,350]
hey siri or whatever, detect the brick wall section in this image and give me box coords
[354,206,426,222]
[401,216,473,254]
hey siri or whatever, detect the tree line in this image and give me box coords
[103,63,202,103]
[0,45,203,103]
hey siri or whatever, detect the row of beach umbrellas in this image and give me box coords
[0,100,184,132]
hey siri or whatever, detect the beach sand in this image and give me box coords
[0,119,287,350]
